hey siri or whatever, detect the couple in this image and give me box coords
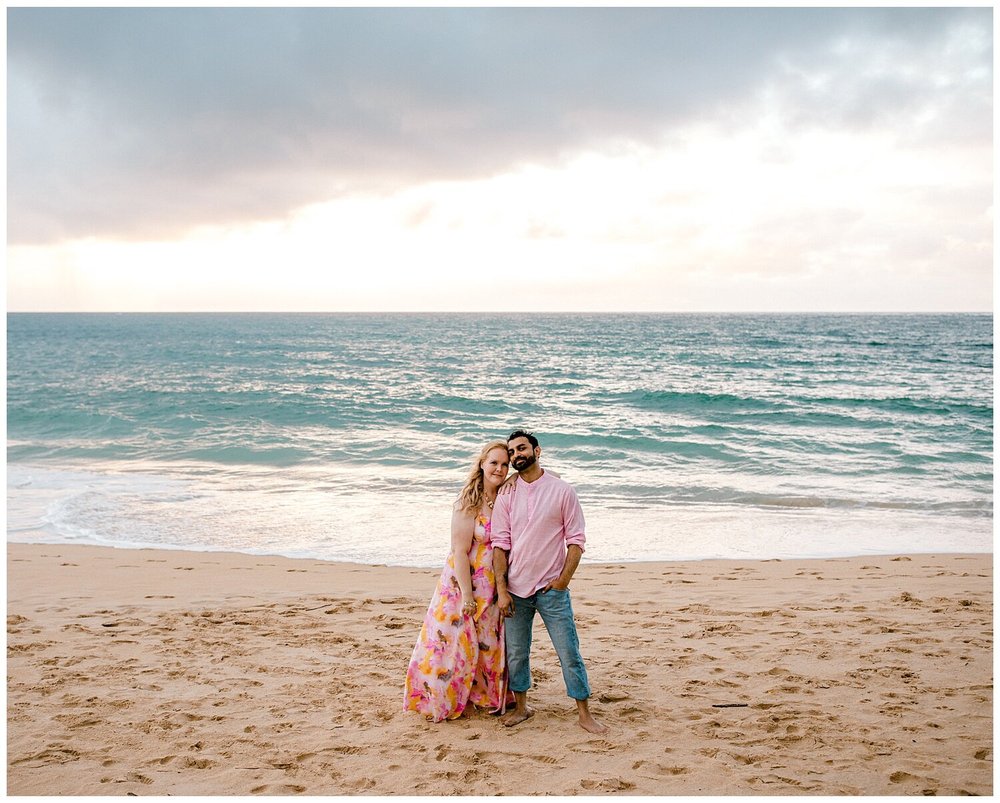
[403,430,606,734]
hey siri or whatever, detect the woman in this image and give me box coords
[403,440,511,721]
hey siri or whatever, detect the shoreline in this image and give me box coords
[8,527,993,571]
[7,542,993,795]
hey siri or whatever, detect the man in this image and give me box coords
[491,429,607,733]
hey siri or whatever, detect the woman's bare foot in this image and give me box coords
[500,706,535,727]
[576,700,608,733]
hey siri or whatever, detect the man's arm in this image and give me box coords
[543,485,586,592]
[542,544,582,592]
[561,485,586,551]
[493,547,514,617]
[491,493,514,617]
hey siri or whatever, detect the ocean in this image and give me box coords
[6,313,993,566]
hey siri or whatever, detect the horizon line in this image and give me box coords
[5,309,994,315]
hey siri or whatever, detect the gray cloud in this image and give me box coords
[759,16,992,145]
[8,7,991,244]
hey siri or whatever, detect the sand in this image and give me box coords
[6,543,992,796]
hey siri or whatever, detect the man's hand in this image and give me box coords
[543,545,582,593]
[497,590,515,617]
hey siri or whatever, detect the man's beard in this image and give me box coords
[512,453,536,472]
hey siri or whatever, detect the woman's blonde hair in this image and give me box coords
[455,439,509,515]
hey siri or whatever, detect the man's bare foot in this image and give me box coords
[500,706,535,728]
[576,700,608,733]
[578,711,607,733]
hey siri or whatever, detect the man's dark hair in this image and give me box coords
[507,429,539,449]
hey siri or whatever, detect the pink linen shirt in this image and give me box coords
[491,470,586,598]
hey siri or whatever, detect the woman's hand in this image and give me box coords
[497,473,517,496]
[461,593,477,617]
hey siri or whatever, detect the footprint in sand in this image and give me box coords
[581,777,636,791]
[182,757,216,769]
[66,717,102,729]
[252,784,307,794]
[11,748,80,767]
[569,738,617,752]
[8,641,55,654]
[528,754,560,765]
[148,755,175,766]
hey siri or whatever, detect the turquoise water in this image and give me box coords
[6,313,993,565]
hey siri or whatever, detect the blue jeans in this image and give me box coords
[505,588,591,701]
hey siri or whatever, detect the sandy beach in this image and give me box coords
[6,543,992,796]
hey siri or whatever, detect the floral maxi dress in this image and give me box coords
[403,515,506,721]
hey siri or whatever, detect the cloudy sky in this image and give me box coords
[7,7,993,312]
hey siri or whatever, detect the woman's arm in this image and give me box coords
[450,506,476,607]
